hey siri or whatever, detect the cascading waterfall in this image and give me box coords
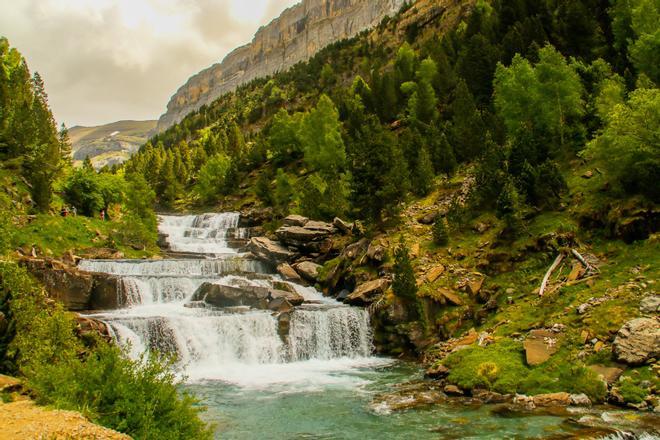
[82,212,376,386]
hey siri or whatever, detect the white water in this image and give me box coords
[83,213,384,388]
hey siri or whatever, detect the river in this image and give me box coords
[81,213,659,439]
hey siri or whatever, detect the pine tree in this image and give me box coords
[496,179,523,233]
[393,238,417,302]
[432,217,449,246]
[411,145,434,197]
[58,123,72,167]
[449,80,486,161]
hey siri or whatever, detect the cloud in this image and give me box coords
[0,0,299,127]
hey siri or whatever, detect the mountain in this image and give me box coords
[156,0,406,131]
[69,120,157,169]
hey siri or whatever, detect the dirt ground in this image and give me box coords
[0,400,131,440]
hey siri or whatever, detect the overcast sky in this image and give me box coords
[0,0,299,127]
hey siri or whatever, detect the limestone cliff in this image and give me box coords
[157,0,406,131]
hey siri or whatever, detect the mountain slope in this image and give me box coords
[70,120,156,169]
[157,0,406,131]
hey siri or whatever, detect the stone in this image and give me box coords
[193,283,270,309]
[472,390,511,404]
[570,393,592,406]
[248,237,295,265]
[268,298,293,313]
[276,222,336,250]
[593,341,605,352]
[345,279,390,306]
[276,263,302,282]
[158,0,406,131]
[410,242,420,258]
[425,364,450,379]
[640,295,660,314]
[425,265,445,283]
[293,261,322,282]
[443,385,464,396]
[0,374,21,392]
[577,303,592,314]
[532,392,571,407]
[588,364,623,385]
[472,222,490,234]
[332,217,353,234]
[523,329,559,366]
[513,394,536,410]
[366,242,386,263]
[89,274,125,310]
[417,211,439,225]
[613,317,660,365]
[582,170,594,179]
[438,288,463,306]
[271,281,297,294]
[268,288,305,306]
[282,214,309,227]
[468,277,485,296]
[20,258,93,310]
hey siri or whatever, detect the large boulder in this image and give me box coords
[247,237,295,265]
[293,261,322,282]
[275,221,337,251]
[640,295,660,314]
[89,274,125,310]
[276,263,303,282]
[282,215,309,227]
[345,278,390,306]
[192,283,270,309]
[613,317,660,365]
[523,329,559,366]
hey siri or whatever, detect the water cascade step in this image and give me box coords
[82,213,374,384]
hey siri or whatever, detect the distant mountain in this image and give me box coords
[157,0,405,131]
[70,120,156,169]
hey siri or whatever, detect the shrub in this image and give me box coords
[618,377,647,404]
[432,218,449,246]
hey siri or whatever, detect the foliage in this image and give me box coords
[392,238,417,302]
[63,168,126,216]
[432,218,449,246]
[194,153,232,203]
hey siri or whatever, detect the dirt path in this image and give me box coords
[0,400,131,440]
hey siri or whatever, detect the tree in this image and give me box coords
[194,154,231,204]
[58,123,72,167]
[587,88,660,201]
[411,145,434,197]
[496,179,523,234]
[432,218,449,246]
[629,0,660,84]
[273,169,293,216]
[449,80,485,161]
[393,238,418,303]
[300,95,346,176]
[268,109,302,164]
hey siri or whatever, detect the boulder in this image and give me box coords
[276,263,302,282]
[21,258,94,311]
[366,242,386,263]
[613,317,660,365]
[443,384,464,396]
[0,374,21,393]
[472,390,512,404]
[587,365,624,385]
[192,283,270,309]
[248,237,295,265]
[418,211,439,225]
[271,281,297,294]
[523,329,559,366]
[468,277,485,296]
[425,265,445,284]
[268,289,304,306]
[570,393,592,406]
[75,316,112,341]
[532,392,571,407]
[268,298,294,313]
[276,221,336,250]
[282,214,309,227]
[640,295,660,314]
[345,278,390,306]
[293,261,322,282]
[425,364,450,379]
[513,394,536,410]
[332,217,353,234]
[438,288,463,306]
[80,248,124,260]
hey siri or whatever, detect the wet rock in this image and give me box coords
[268,289,304,306]
[293,261,322,282]
[570,393,592,406]
[370,383,446,413]
[89,274,124,310]
[248,237,295,265]
[193,283,270,309]
[523,329,559,366]
[640,294,660,314]
[512,394,536,410]
[332,217,353,234]
[283,214,309,227]
[271,281,297,294]
[345,278,390,306]
[444,384,464,396]
[588,365,624,385]
[276,263,302,282]
[472,390,512,404]
[613,317,660,365]
[277,312,291,340]
[425,364,450,379]
[268,297,293,313]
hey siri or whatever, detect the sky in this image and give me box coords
[0,0,300,127]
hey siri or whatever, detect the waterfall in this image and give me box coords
[82,212,376,385]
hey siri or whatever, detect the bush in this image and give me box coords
[1,261,212,439]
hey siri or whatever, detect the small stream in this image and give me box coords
[80,213,659,439]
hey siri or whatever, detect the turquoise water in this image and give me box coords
[185,360,649,440]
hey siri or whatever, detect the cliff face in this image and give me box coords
[157,0,406,131]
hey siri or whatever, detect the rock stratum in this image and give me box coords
[157,0,406,131]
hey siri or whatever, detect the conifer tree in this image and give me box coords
[393,238,417,302]
[449,80,486,161]
[432,217,449,246]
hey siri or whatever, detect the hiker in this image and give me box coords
[60,206,69,217]
[71,206,77,217]
[100,209,105,221]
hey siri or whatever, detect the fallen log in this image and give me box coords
[539,253,564,297]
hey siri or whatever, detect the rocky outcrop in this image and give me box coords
[19,258,124,311]
[293,261,322,282]
[192,283,304,309]
[157,0,406,131]
[613,317,660,365]
[247,237,296,265]
[276,221,337,251]
[345,278,390,305]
